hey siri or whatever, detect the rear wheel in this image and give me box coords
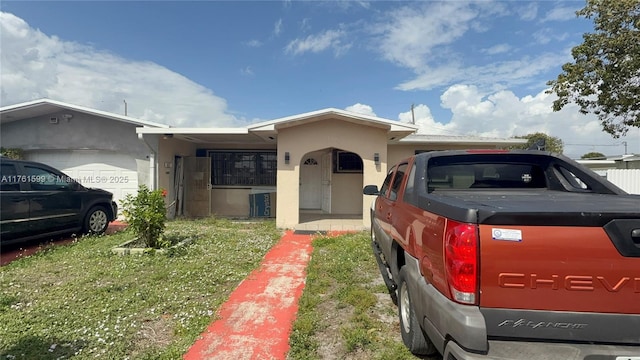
[84,206,109,234]
[398,266,436,355]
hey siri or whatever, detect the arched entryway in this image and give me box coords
[298,148,363,228]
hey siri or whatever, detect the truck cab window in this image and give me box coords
[389,163,408,201]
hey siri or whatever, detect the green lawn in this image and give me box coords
[0,218,281,359]
[287,232,422,360]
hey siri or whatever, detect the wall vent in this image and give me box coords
[49,116,59,124]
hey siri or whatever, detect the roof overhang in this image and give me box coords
[247,108,417,142]
[0,98,169,128]
[396,134,528,147]
[136,127,272,144]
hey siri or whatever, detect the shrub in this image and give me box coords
[0,147,24,159]
[122,185,167,248]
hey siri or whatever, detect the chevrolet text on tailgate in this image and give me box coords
[363,150,640,360]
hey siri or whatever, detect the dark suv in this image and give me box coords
[0,157,117,246]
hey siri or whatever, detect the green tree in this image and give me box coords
[581,151,607,159]
[547,0,640,138]
[511,132,564,153]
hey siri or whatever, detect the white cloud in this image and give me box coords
[541,5,579,22]
[517,2,538,21]
[482,44,511,55]
[532,28,569,45]
[0,11,238,127]
[372,2,572,93]
[398,104,457,135]
[423,84,636,158]
[396,52,570,91]
[370,1,583,98]
[245,39,262,48]
[299,18,311,33]
[345,103,376,117]
[285,29,351,57]
[274,18,283,36]
[374,2,479,69]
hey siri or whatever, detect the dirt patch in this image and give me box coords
[129,315,175,356]
[314,294,351,359]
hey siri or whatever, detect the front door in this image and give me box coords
[184,157,211,217]
[300,157,321,209]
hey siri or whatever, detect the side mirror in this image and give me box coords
[363,185,380,195]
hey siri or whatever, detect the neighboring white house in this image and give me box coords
[578,154,640,194]
[0,99,169,206]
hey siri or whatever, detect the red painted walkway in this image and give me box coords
[184,231,313,360]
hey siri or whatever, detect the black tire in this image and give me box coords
[84,206,109,234]
[398,266,437,356]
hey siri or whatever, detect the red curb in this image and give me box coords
[183,231,313,360]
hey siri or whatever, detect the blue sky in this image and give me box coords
[1,0,638,158]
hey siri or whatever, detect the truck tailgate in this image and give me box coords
[479,223,640,314]
[467,191,639,313]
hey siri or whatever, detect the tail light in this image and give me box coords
[444,220,478,304]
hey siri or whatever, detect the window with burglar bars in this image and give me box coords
[209,151,277,186]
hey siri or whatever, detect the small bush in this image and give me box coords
[0,147,24,159]
[122,185,167,248]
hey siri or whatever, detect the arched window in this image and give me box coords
[303,158,318,165]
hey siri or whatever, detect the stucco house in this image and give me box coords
[135,108,527,229]
[1,99,529,230]
[0,99,168,206]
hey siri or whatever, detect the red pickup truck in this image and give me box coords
[363,150,640,360]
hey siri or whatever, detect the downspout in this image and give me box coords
[138,132,157,190]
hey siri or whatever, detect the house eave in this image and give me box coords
[395,134,528,147]
[136,127,270,145]
[0,98,170,128]
[247,108,417,142]
[248,108,417,131]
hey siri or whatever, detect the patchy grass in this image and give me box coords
[0,218,281,359]
[288,232,432,360]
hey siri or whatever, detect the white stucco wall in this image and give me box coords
[1,110,156,202]
[1,111,151,158]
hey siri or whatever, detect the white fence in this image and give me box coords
[606,169,640,194]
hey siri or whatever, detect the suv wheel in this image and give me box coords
[84,206,109,234]
[398,267,436,355]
